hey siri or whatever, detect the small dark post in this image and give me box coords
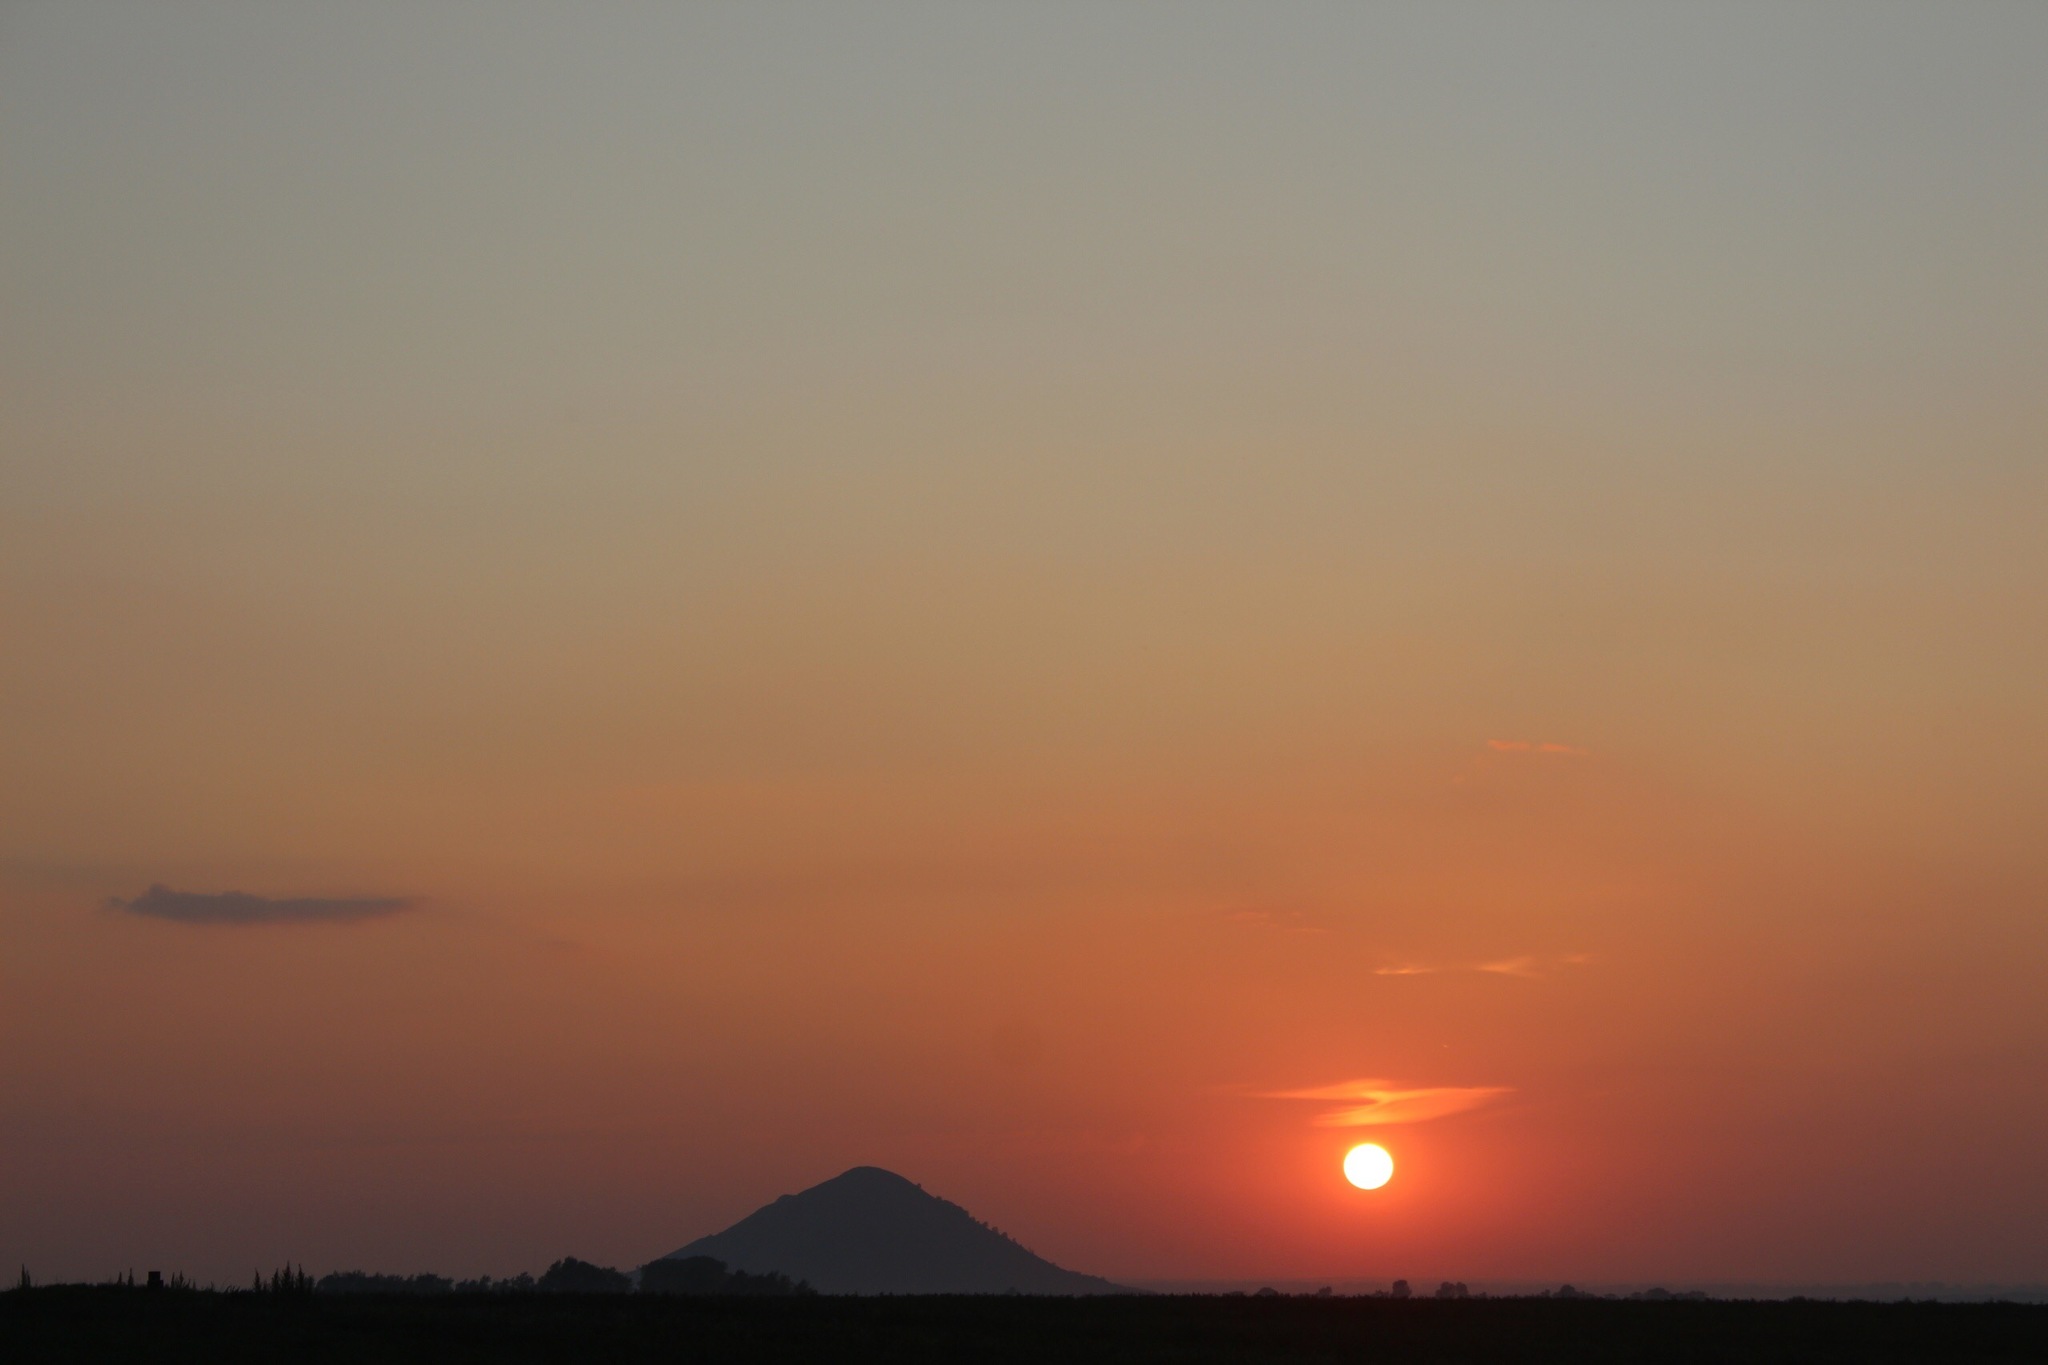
[147,1271,163,1290]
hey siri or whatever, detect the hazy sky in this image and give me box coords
[4,2,2045,1288]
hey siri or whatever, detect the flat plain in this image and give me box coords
[8,1287,2048,1364]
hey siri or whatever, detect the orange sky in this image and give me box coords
[3,3,2045,1288]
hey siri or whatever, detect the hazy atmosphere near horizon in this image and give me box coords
[3,2,2045,1292]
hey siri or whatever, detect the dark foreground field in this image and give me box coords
[6,1286,2047,1364]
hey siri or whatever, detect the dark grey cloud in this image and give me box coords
[110,884,415,925]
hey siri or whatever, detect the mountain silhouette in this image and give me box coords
[662,1167,1129,1295]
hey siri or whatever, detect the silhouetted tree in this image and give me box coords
[536,1258,631,1294]
[261,1264,314,1294]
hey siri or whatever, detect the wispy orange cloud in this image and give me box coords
[1259,1078,1513,1127]
[1373,953,1589,979]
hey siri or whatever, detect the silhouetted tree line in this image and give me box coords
[317,1272,455,1295]
[306,1256,810,1296]
[639,1256,811,1297]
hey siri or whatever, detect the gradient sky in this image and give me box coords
[4,2,2045,1289]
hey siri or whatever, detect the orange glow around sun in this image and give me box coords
[1343,1143,1395,1190]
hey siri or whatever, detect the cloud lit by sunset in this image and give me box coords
[1259,1081,1515,1129]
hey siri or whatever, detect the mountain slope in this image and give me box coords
[664,1167,1128,1295]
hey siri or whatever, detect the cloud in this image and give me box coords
[1259,1078,1512,1127]
[110,884,415,926]
[1374,953,1589,979]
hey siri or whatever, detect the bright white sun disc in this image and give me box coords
[1344,1143,1394,1190]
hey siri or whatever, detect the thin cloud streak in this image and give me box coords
[1374,952,1590,979]
[110,884,416,926]
[1221,907,1329,935]
[1260,1078,1512,1127]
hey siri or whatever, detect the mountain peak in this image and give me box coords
[666,1168,1127,1295]
[813,1165,920,1191]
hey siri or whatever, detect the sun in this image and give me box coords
[1343,1143,1394,1190]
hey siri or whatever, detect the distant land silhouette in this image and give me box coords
[663,1166,1129,1295]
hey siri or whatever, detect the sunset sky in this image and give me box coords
[3,3,2045,1289]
